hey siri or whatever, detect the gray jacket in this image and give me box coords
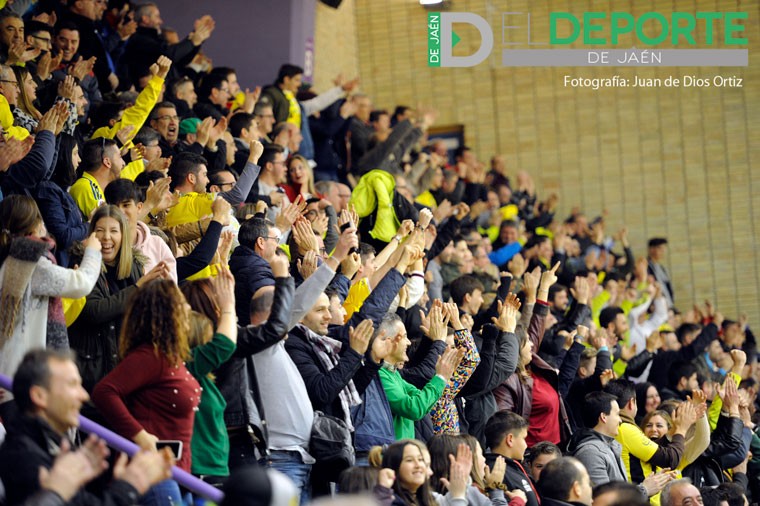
[568,428,628,487]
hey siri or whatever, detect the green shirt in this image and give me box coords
[378,367,446,440]
[186,333,236,476]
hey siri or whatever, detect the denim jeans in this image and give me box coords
[139,479,186,506]
[261,451,312,506]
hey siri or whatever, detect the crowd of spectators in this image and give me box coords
[0,2,756,506]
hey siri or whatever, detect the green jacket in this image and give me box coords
[187,333,236,476]
[378,367,446,440]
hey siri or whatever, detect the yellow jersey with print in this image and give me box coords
[165,192,217,228]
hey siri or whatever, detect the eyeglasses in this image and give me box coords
[155,115,179,122]
[0,80,19,88]
[263,235,280,242]
[217,181,235,189]
[30,35,52,46]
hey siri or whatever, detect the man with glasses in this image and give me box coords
[24,21,52,52]
[208,170,238,193]
[0,65,19,106]
[253,101,276,142]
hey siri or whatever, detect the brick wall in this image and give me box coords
[316,0,760,325]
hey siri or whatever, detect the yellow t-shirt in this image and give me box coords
[165,192,216,228]
[616,421,658,484]
[284,90,301,127]
[69,172,104,218]
[343,277,371,322]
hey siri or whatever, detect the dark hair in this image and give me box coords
[275,64,303,84]
[380,441,436,506]
[599,306,625,330]
[198,72,228,100]
[582,391,617,428]
[449,275,485,306]
[119,279,191,366]
[210,66,237,80]
[238,217,270,251]
[80,137,118,173]
[168,152,207,191]
[714,483,746,506]
[369,109,388,124]
[259,144,285,169]
[676,323,702,344]
[548,284,568,303]
[484,410,528,451]
[337,466,379,494]
[104,178,143,205]
[52,134,80,189]
[453,145,470,160]
[54,20,79,36]
[0,195,43,265]
[13,348,76,414]
[593,481,648,506]
[134,126,161,146]
[648,237,668,248]
[25,20,52,37]
[524,441,562,467]
[229,112,255,138]
[90,101,126,130]
[635,382,658,415]
[537,457,585,502]
[604,378,636,411]
[668,362,697,390]
[427,435,462,494]
[208,170,237,189]
[180,278,220,329]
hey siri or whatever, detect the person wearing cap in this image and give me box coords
[647,238,674,308]
[178,117,202,145]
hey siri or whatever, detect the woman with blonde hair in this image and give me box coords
[68,205,171,393]
[11,67,77,134]
[283,154,316,202]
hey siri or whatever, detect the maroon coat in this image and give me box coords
[492,301,573,445]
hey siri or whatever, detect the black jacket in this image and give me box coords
[0,416,140,506]
[682,414,746,488]
[285,324,380,421]
[122,27,199,86]
[485,453,540,506]
[60,11,114,92]
[68,261,142,394]
[229,246,275,323]
[214,276,294,455]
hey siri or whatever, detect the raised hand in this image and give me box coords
[522,266,541,302]
[149,55,172,80]
[275,195,306,232]
[418,208,433,230]
[672,401,698,434]
[216,230,235,267]
[349,319,374,354]
[483,455,506,490]
[492,298,519,333]
[340,251,361,279]
[297,250,319,280]
[420,303,449,341]
[292,217,318,254]
[442,302,463,331]
[214,265,236,311]
[435,347,460,379]
[570,276,590,305]
[211,196,232,226]
[507,253,527,279]
[69,56,97,81]
[269,253,290,279]
[441,444,472,499]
